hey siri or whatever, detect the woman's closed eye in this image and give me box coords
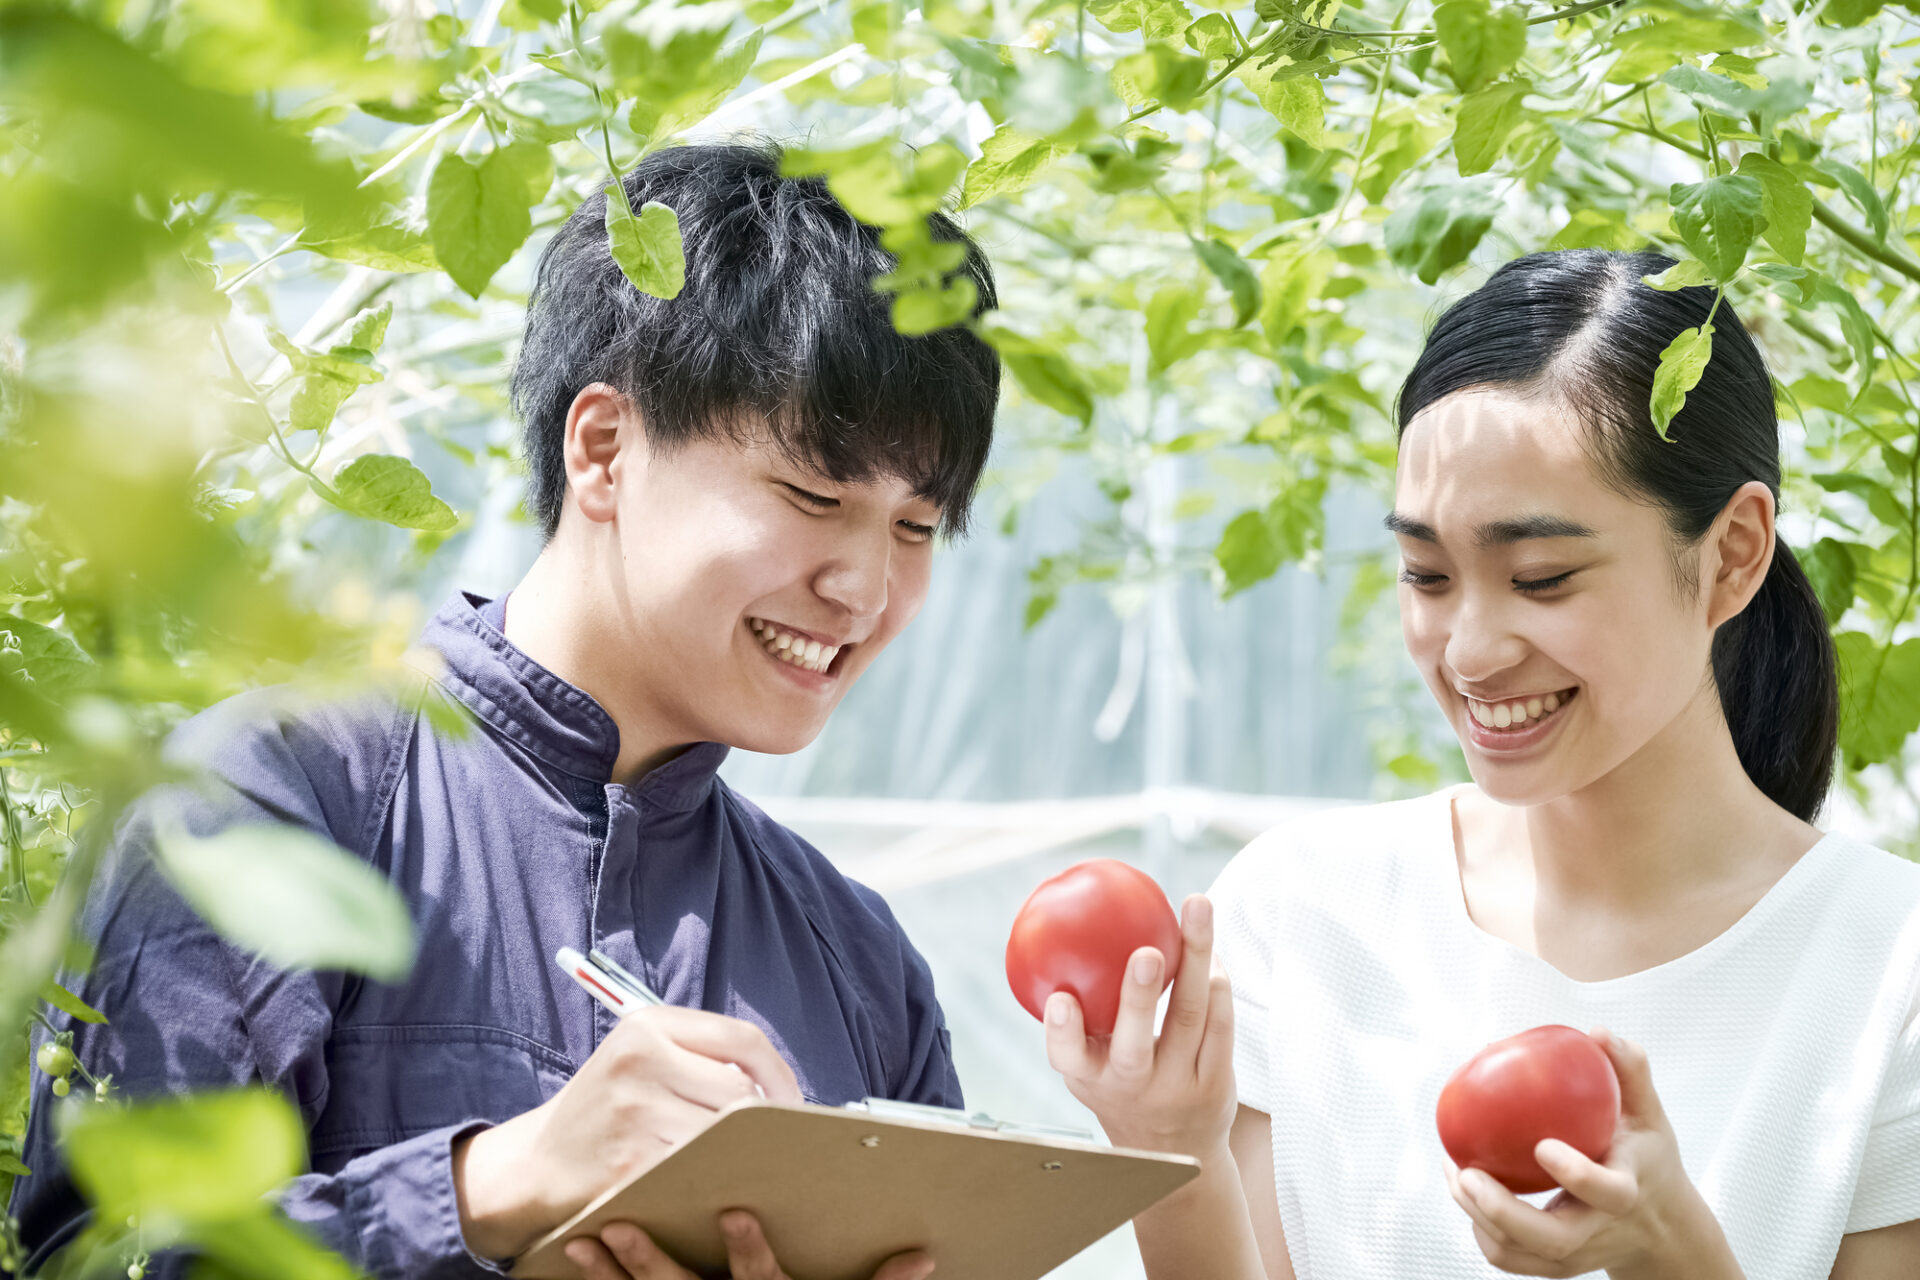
[1398,567,1581,593]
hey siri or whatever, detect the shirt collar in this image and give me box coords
[415,590,729,809]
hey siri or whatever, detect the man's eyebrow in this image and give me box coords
[1383,511,1598,547]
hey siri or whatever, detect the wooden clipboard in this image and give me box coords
[509,1099,1201,1280]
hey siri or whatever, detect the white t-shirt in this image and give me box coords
[1210,786,1920,1280]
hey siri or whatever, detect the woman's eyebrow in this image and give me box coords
[1383,511,1598,547]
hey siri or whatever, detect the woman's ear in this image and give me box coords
[1705,479,1777,628]
[561,382,634,526]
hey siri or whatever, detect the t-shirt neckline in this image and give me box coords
[1431,783,1841,993]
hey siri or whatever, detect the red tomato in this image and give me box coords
[1005,858,1182,1036]
[1436,1025,1621,1194]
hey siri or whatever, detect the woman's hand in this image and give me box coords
[1444,1028,1744,1280]
[1044,894,1238,1160]
[565,1211,934,1280]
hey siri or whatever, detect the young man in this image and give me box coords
[10,141,1001,1279]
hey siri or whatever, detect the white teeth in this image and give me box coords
[1467,689,1574,731]
[1527,698,1543,719]
[1544,692,1560,712]
[1492,704,1513,729]
[1470,700,1493,727]
[752,620,842,674]
[1509,701,1528,723]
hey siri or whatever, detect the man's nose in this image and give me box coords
[813,532,891,623]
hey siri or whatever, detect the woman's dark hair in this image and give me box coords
[1394,249,1838,821]
[510,138,1001,540]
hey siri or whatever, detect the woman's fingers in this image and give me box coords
[1043,991,1098,1078]
[1106,947,1165,1079]
[1456,1166,1603,1264]
[1157,895,1215,1060]
[1194,972,1236,1085]
[1591,1026,1667,1129]
[1535,1138,1638,1216]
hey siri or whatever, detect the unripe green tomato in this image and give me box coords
[129,1265,145,1280]
[51,1076,70,1097]
[36,1042,74,1079]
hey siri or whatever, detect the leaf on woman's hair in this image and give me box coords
[1642,259,1712,291]
[1735,153,1812,267]
[1649,322,1714,441]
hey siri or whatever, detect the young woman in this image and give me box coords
[1043,249,1920,1279]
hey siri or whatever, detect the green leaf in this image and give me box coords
[1803,538,1859,626]
[1112,46,1210,113]
[1837,633,1920,768]
[60,1088,306,1223]
[1145,285,1206,376]
[604,182,687,300]
[1087,0,1192,40]
[890,278,979,335]
[987,326,1096,425]
[1384,184,1500,285]
[1818,160,1890,244]
[1812,472,1908,531]
[1236,57,1326,148]
[1433,0,1527,94]
[1194,238,1261,328]
[195,1211,366,1280]
[40,981,106,1024]
[426,143,550,298]
[155,821,417,981]
[1216,482,1324,595]
[1735,153,1811,266]
[960,126,1068,210]
[1659,65,1812,121]
[1453,78,1530,177]
[1642,259,1712,291]
[0,1151,28,1178]
[1649,322,1714,440]
[1184,13,1239,60]
[781,142,967,228]
[1606,15,1766,84]
[1667,174,1765,281]
[0,614,92,692]
[327,455,458,533]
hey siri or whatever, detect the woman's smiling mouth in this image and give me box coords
[1461,686,1579,750]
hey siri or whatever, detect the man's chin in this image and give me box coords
[719,718,832,756]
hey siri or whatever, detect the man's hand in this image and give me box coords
[453,1007,804,1261]
[1443,1028,1744,1280]
[565,1211,935,1280]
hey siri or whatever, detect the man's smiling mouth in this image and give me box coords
[749,617,845,675]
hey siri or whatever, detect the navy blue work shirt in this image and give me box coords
[9,590,962,1277]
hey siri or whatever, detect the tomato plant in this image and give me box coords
[1436,1024,1621,1194]
[1006,858,1182,1036]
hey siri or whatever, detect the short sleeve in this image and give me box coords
[1848,1001,1920,1233]
[1208,829,1293,1115]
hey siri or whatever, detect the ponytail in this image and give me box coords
[1711,540,1838,821]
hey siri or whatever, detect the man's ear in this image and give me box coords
[1705,479,1777,628]
[562,382,634,526]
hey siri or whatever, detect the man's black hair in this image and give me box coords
[510,139,1002,540]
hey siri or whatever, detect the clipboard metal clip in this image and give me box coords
[846,1096,1096,1143]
